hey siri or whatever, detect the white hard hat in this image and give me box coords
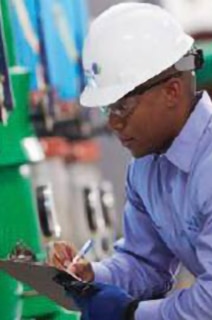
[80,2,194,107]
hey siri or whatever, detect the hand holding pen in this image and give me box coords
[65,239,94,281]
[48,239,95,282]
[67,239,93,265]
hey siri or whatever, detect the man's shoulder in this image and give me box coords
[191,140,212,194]
[194,148,212,176]
[191,145,212,212]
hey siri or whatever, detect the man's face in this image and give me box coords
[106,75,183,158]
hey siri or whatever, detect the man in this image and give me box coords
[49,3,212,319]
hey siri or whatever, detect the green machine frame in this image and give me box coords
[0,1,79,319]
[196,40,212,94]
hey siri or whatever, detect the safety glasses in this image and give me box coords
[101,71,182,118]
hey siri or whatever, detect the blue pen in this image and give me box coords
[71,239,93,265]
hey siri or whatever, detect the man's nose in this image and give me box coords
[107,113,126,132]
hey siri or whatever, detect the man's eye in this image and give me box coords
[117,103,127,111]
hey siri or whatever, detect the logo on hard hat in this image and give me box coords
[84,62,101,88]
[91,62,101,75]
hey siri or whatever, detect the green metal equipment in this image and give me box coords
[0,0,79,319]
[196,40,212,91]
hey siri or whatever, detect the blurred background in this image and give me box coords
[0,0,211,319]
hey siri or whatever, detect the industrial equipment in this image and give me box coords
[0,0,79,318]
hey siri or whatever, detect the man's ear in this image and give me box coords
[163,78,182,108]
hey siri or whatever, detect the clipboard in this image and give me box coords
[0,259,99,310]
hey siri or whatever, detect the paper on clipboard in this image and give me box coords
[0,259,86,310]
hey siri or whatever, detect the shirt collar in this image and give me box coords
[165,91,212,173]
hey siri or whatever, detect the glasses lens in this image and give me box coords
[116,97,137,118]
[101,96,137,118]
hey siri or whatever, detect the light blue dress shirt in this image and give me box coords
[93,91,212,319]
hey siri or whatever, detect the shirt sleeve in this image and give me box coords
[92,161,179,299]
[135,212,212,319]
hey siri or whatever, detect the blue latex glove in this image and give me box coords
[67,282,139,320]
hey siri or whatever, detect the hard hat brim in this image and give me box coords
[80,82,137,107]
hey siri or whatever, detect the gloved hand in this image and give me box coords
[67,282,139,320]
